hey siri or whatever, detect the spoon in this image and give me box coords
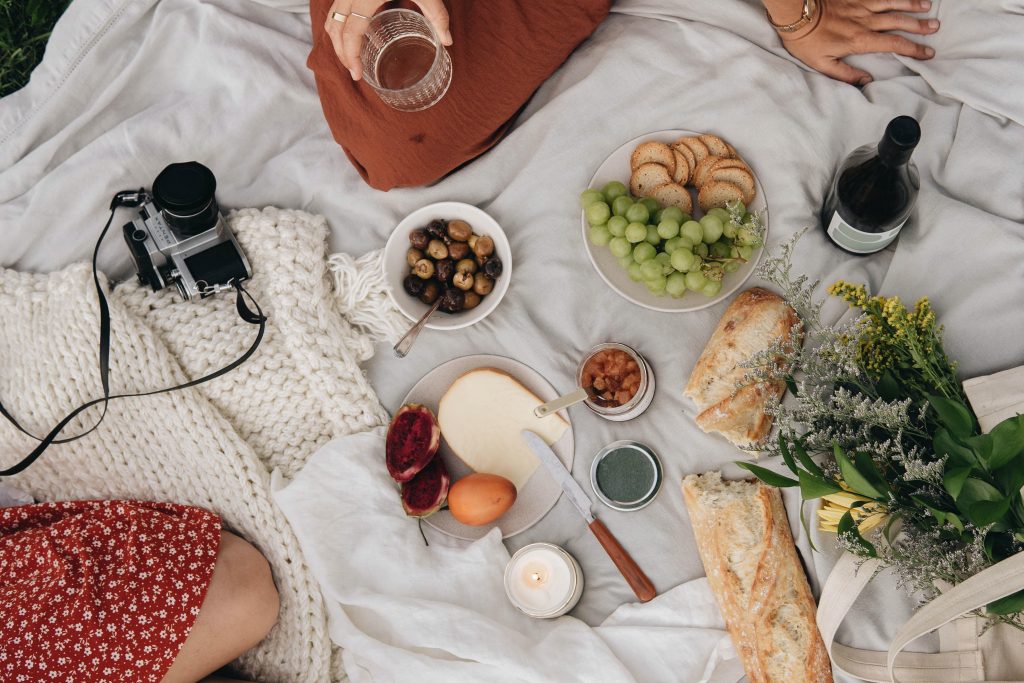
[394,299,441,358]
[534,386,616,418]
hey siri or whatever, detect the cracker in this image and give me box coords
[698,134,732,158]
[651,182,694,214]
[630,141,676,174]
[698,180,745,213]
[630,163,673,197]
[672,149,690,184]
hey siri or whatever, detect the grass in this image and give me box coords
[1,0,73,98]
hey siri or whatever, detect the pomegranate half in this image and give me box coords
[386,403,441,483]
[401,456,450,517]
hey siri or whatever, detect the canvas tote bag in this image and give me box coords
[817,366,1024,683]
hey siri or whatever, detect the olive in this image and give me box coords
[427,239,449,260]
[448,241,470,260]
[425,219,447,240]
[403,274,425,297]
[434,258,455,283]
[462,290,482,310]
[473,274,494,296]
[413,258,435,279]
[447,219,473,242]
[472,235,495,259]
[453,272,474,291]
[409,229,430,250]
[455,258,478,275]
[483,256,503,279]
[438,287,465,313]
[419,280,440,305]
[406,248,424,268]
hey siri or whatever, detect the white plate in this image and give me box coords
[581,130,769,313]
[401,354,574,540]
[383,202,512,331]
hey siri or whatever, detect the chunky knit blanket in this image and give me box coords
[0,207,405,682]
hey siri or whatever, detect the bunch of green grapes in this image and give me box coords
[582,181,763,299]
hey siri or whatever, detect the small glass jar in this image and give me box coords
[576,343,655,422]
[590,441,663,512]
[503,543,584,618]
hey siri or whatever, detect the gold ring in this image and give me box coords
[330,11,348,22]
[350,11,372,19]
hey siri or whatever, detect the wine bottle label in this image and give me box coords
[826,212,906,254]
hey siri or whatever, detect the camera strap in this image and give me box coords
[0,202,267,477]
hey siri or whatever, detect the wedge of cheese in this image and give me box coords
[438,368,569,490]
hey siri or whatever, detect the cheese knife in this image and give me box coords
[522,430,657,603]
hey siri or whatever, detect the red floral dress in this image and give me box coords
[0,500,221,682]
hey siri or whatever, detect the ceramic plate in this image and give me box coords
[401,354,574,540]
[581,130,769,313]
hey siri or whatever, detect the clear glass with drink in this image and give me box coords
[359,9,453,112]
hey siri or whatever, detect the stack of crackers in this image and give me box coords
[629,134,757,214]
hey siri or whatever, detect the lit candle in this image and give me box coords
[504,543,583,618]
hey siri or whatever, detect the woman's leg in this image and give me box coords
[161,531,281,683]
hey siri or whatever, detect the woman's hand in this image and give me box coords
[772,0,939,86]
[323,0,452,81]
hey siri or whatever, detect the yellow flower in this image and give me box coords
[818,489,888,534]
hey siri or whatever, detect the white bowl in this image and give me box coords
[581,130,769,313]
[383,202,512,330]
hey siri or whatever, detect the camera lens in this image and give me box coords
[152,162,219,236]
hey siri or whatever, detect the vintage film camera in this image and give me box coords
[122,162,251,299]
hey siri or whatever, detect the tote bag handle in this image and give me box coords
[817,550,1024,682]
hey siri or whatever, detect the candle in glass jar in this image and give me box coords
[504,543,583,618]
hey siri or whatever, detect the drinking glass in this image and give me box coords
[359,9,453,112]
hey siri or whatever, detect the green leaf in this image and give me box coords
[784,374,798,397]
[793,441,825,478]
[993,462,1024,499]
[986,414,1024,470]
[876,371,900,401]
[855,450,888,495]
[736,461,798,488]
[778,435,798,475]
[928,395,975,439]
[946,513,965,533]
[834,443,884,499]
[837,510,877,557]
[943,466,973,500]
[799,500,818,552]
[935,429,978,468]
[798,469,842,499]
[969,498,1012,526]
[987,589,1024,616]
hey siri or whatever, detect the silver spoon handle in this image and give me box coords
[534,387,589,418]
[394,300,441,358]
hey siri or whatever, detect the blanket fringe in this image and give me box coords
[327,250,407,345]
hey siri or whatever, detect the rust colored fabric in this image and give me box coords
[307,1,611,191]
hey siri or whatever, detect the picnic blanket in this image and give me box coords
[3,0,1024,680]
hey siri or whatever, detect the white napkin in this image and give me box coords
[272,429,736,683]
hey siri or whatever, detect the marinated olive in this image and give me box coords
[448,241,470,260]
[447,219,473,242]
[438,287,465,313]
[473,274,494,296]
[472,235,495,259]
[409,229,430,250]
[403,274,425,297]
[455,258,478,275]
[462,290,482,310]
[483,256,503,279]
[425,220,447,240]
[419,280,440,305]
[453,272,474,291]
[406,248,424,268]
[427,239,449,260]
[413,259,435,279]
[434,258,455,283]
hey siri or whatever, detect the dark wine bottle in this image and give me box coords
[820,116,921,255]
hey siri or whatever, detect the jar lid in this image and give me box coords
[590,441,662,511]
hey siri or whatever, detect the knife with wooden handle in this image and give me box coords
[522,430,656,603]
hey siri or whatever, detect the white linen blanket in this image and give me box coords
[3,0,1024,680]
[272,429,740,683]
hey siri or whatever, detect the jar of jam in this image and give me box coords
[576,343,655,422]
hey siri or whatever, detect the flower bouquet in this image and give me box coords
[739,230,1024,629]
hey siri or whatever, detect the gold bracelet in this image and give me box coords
[766,0,818,33]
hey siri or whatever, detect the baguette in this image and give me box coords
[684,288,799,448]
[681,472,833,683]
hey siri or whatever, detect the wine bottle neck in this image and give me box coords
[877,115,920,167]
